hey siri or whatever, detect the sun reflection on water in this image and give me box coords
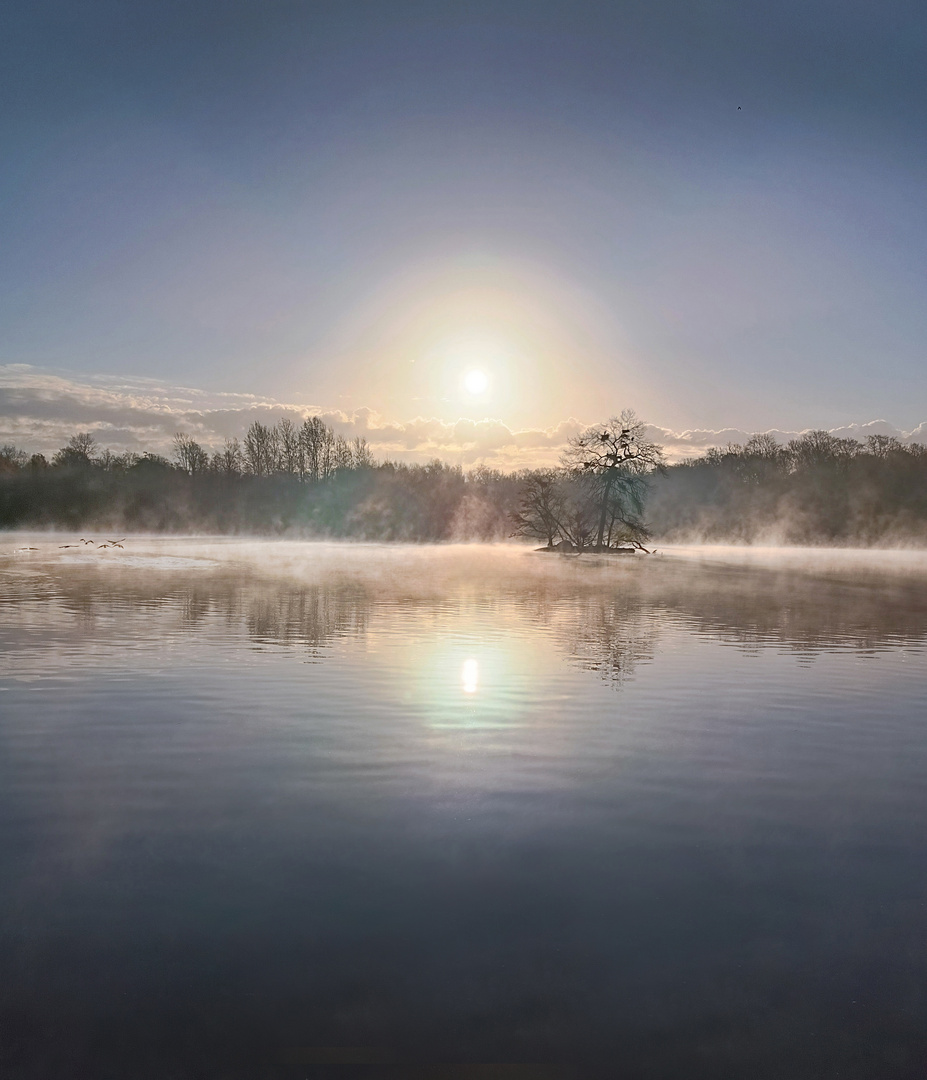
[397,633,541,731]
[461,657,479,694]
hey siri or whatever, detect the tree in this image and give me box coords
[560,410,664,550]
[299,416,335,481]
[0,444,27,474]
[513,471,565,548]
[97,448,136,471]
[278,418,301,476]
[352,436,375,469]
[133,452,173,470]
[744,433,785,461]
[557,473,601,551]
[333,434,354,472]
[787,430,859,471]
[52,432,98,468]
[866,434,905,459]
[173,432,209,475]
[243,421,278,477]
[212,438,244,476]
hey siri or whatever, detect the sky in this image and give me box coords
[2,0,926,466]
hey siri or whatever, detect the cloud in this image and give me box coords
[645,419,927,462]
[1,364,925,470]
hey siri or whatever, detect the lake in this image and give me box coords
[2,537,926,1079]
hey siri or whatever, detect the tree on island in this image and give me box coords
[561,410,665,551]
[512,471,565,548]
[513,410,665,552]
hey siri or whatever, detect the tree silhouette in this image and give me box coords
[173,433,209,475]
[52,432,98,469]
[561,410,664,551]
[513,471,565,548]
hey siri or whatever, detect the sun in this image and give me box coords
[464,369,489,395]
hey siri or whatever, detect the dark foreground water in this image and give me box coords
[2,537,927,1079]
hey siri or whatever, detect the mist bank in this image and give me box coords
[646,432,927,546]
[0,437,523,542]
[2,425,927,546]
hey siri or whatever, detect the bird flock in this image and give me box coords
[74,538,125,549]
[14,537,126,553]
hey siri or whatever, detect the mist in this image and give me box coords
[645,431,927,547]
[3,422,927,548]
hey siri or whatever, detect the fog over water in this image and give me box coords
[2,537,927,1078]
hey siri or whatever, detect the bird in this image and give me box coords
[737,106,741,110]
[59,544,80,548]
[79,538,95,545]
[103,538,126,549]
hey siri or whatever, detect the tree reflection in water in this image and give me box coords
[2,542,926,682]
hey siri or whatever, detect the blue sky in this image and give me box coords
[2,0,925,460]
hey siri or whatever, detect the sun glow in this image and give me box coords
[464,369,489,395]
[305,254,632,428]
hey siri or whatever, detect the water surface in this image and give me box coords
[2,538,926,1078]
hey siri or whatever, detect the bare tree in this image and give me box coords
[52,432,98,468]
[334,434,354,472]
[278,418,302,476]
[299,416,335,481]
[561,410,664,550]
[173,432,209,475]
[866,434,905,458]
[787,430,860,471]
[352,436,375,469]
[0,444,27,474]
[213,437,244,476]
[744,433,784,460]
[244,422,279,477]
[557,474,601,552]
[318,423,336,479]
[513,471,566,548]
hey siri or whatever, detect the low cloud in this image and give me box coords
[1,364,924,470]
[645,419,927,462]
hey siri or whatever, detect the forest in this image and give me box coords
[648,431,927,545]
[1,418,926,546]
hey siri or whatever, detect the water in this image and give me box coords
[2,537,927,1079]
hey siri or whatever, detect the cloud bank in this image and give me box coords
[2,365,925,470]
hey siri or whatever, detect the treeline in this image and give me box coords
[3,421,927,545]
[647,431,927,544]
[0,421,525,540]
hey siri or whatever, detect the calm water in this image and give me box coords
[2,537,927,1079]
